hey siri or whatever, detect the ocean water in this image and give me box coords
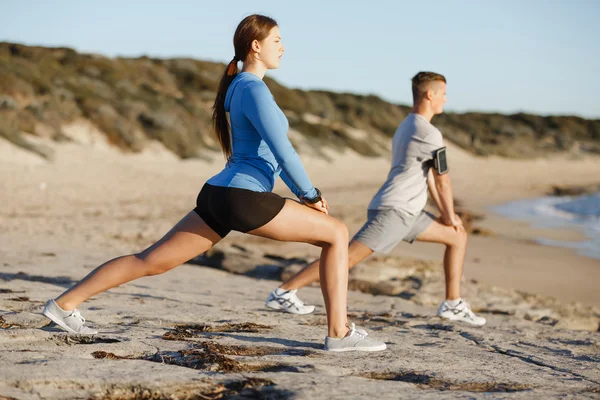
[492,192,600,260]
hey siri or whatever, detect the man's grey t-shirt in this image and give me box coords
[368,113,444,215]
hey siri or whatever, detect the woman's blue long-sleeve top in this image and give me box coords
[207,72,317,200]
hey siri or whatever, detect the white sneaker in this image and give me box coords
[42,299,98,334]
[324,323,387,352]
[437,299,486,326]
[265,288,315,315]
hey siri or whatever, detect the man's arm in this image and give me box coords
[429,168,463,231]
[427,168,443,211]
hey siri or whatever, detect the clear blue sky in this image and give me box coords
[1,0,599,118]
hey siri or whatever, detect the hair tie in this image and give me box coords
[226,58,238,76]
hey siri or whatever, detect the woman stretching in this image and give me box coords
[42,14,386,352]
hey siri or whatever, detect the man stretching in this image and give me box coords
[266,72,486,326]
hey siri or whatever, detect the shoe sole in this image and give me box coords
[438,314,486,326]
[265,300,315,315]
[42,308,97,335]
[325,343,387,352]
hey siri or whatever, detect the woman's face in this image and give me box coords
[255,26,285,69]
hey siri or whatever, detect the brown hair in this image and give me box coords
[411,71,446,103]
[212,14,278,159]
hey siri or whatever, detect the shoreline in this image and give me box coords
[490,193,600,261]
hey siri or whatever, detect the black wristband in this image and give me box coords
[303,188,322,204]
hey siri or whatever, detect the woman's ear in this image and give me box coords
[251,39,261,54]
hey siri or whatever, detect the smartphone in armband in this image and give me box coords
[433,147,449,175]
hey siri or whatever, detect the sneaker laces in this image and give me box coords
[287,290,306,307]
[456,301,478,319]
[348,323,368,338]
[67,309,85,324]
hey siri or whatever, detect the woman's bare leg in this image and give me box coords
[280,218,467,301]
[55,211,222,310]
[249,200,349,338]
[280,239,373,291]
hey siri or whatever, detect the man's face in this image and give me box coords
[430,82,447,114]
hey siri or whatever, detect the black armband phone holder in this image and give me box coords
[433,147,449,174]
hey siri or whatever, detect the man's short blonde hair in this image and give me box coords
[412,72,447,102]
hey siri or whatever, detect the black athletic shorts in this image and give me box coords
[193,183,286,238]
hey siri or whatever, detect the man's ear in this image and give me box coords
[424,88,434,101]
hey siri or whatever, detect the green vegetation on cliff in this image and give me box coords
[1,42,598,160]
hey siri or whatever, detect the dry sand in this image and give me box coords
[0,134,599,399]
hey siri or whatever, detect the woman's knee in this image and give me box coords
[326,219,349,245]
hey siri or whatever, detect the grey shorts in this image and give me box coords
[353,209,435,254]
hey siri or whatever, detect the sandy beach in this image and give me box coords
[1,135,599,398]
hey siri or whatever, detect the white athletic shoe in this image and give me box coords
[265,289,315,315]
[437,299,486,326]
[324,323,387,352]
[42,299,98,334]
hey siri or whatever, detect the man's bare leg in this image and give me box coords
[415,219,467,300]
[416,220,485,325]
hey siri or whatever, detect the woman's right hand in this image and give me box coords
[302,197,329,214]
